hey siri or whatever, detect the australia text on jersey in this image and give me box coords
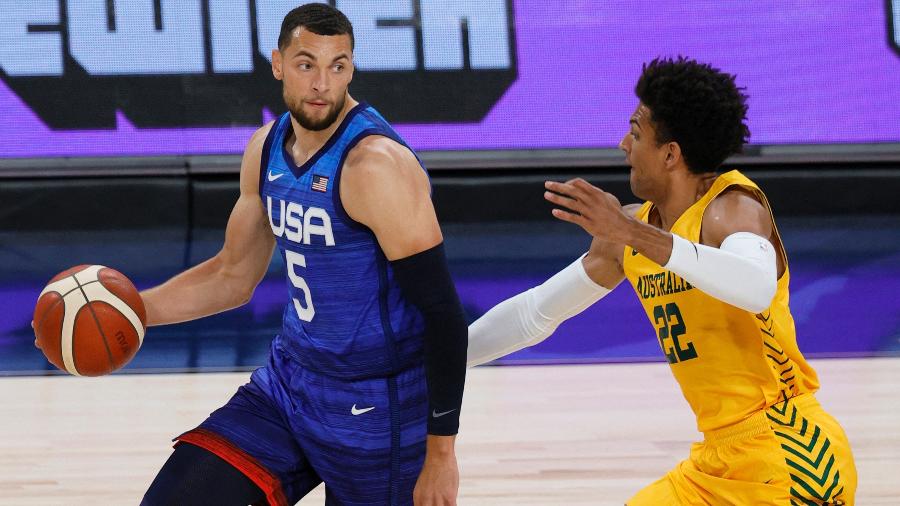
[635,271,694,300]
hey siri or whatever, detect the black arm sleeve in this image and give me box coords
[390,243,467,435]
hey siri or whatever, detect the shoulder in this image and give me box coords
[345,135,419,173]
[243,120,277,163]
[702,185,772,247]
[342,135,425,190]
[338,136,438,248]
[623,203,643,218]
[705,186,768,222]
[239,120,277,193]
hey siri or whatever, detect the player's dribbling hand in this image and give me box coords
[413,449,459,506]
[31,320,40,349]
[544,178,630,242]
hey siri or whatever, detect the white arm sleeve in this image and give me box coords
[664,232,778,313]
[467,254,611,367]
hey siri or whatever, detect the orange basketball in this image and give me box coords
[33,265,146,376]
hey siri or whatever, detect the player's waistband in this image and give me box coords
[274,334,422,381]
[702,393,822,445]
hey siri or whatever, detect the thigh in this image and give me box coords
[289,365,428,506]
[768,397,857,506]
[177,365,323,506]
[627,472,681,506]
[142,441,265,506]
[630,436,793,506]
[687,435,793,506]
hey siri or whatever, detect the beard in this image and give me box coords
[284,89,345,132]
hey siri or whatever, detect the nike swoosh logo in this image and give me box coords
[432,409,456,418]
[267,170,284,182]
[351,404,375,416]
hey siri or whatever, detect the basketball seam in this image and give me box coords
[35,280,100,332]
[72,273,116,374]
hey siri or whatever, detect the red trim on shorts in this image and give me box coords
[175,428,289,506]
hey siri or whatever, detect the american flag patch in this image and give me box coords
[311,174,329,193]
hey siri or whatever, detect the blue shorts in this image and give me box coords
[176,339,428,506]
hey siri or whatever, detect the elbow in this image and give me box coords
[236,290,253,307]
[523,321,558,347]
[233,284,255,307]
[741,277,777,314]
[224,272,256,308]
[215,261,257,308]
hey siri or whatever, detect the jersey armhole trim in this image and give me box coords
[258,118,282,201]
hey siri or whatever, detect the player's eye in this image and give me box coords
[333,64,344,72]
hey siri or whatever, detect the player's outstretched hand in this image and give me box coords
[413,448,459,506]
[544,178,630,242]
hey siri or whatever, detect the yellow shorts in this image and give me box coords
[628,394,856,505]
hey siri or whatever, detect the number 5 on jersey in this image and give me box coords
[285,250,315,321]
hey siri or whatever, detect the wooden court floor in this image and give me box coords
[1,357,897,505]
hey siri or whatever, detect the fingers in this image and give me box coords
[545,180,584,201]
[546,178,604,203]
[551,207,585,226]
[31,320,41,349]
[543,190,583,215]
[545,178,606,219]
[569,178,597,194]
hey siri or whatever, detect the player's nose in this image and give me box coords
[619,132,630,152]
[311,69,330,93]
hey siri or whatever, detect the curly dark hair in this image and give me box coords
[635,57,750,173]
[278,4,354,51]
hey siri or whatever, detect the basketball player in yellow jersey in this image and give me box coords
[466,57,856,505]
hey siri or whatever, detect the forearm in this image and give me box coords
[390,244,467,436]
[141,255,253,326]
[421,298,467,435]
[426,434,456,457]
[467,254,612,367]
[619,218,674,266]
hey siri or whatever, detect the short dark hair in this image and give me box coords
[635,56,750,173]
[278,4,354,51]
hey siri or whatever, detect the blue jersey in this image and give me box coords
[259,103,426,380]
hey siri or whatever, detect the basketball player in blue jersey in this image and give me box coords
[136,5,467,505]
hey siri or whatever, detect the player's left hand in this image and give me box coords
[31,320,40,349]
[413,448,459,506]
[544,178,630,242]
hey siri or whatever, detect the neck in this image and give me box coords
[653,169,718,230]
[288,95,358,164]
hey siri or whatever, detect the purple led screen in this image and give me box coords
[1,1,900,159]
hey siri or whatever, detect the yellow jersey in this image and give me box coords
[622,170,819,432]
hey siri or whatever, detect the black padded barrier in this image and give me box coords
[1,166,898,233]
[0,177,189,231]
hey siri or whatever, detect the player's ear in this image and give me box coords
[665,142,682,169]
[272,49,284,81]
